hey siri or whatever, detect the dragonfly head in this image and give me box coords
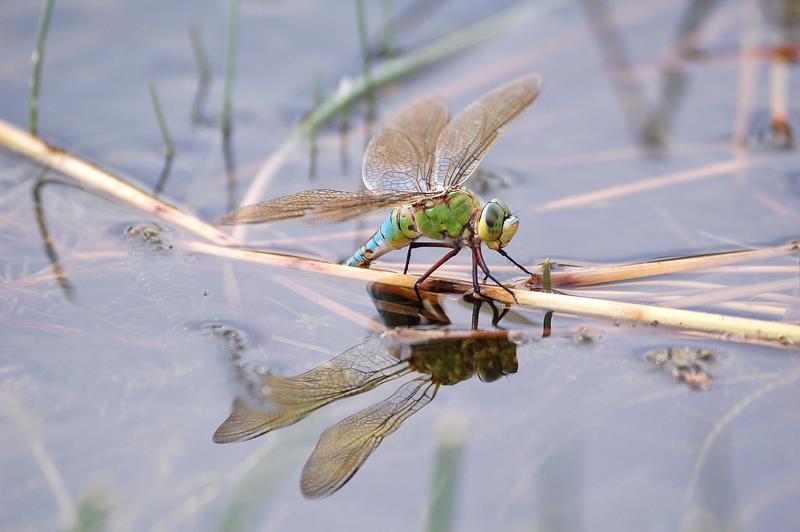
[478,199,519,250]
[476,339,520,382]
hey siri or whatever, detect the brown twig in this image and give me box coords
[527,242,798,287]
[183,240,800,346]
[532,158,748,213]
[2,118,798,347]
[0,119,232,245]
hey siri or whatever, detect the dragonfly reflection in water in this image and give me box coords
[219,74,543,300]
[214,284,526,498]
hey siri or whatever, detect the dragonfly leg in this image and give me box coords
[403,242,457,275]
[403,246,413,275]
[475,246,518,303]
[494,304,511,326]
[413,247,461,304]
[469,299,508,329]
[471,247,483,297]
[470,300,483,330]
[497,249,534,277]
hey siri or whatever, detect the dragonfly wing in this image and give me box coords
[363,97,451,193]
[213,336,410,443]
[301,376,438,498]
[433,73,542,191]
[310,191,432,223]
[216,189,431,225]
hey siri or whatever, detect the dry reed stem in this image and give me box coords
[532,141,731,169]
[2,118,797,345]
[0,119,232,246]
[663,278,797,309]
[532,158,749,213]
[587,279,800,306]
[530,242,798,287]
[184,241,800,346]
[562,288,787,316]
[751,190,799,219]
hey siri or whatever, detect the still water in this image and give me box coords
[1,0,799,530]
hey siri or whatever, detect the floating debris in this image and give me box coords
[574,325,602,344]
[645,346,717,391]
[124,222,173,254]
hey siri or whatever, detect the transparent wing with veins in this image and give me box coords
[217,77,541,225]
[213,336,412,443]
[433,73,542,191]
[362,96,451,193]
[218,98,449,225]
[216,189,429,225]
[301,376,439,498]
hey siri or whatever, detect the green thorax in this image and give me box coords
[345,188,482,267]
[397,188,481,243]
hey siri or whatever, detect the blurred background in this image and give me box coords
[1,0,799,530]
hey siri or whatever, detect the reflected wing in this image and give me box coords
[301,376,438,498]
[433,74,542,190]
[213,336,410,443]
[363,97,451,193]
[216,189,431,225]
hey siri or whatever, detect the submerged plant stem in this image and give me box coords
[149,81,175,195]
[426,426,464,532]
[188,25,213,125]
[355,0,376,124]
[29,0,55,137]
[542,258,552,292]
[148,82,174,157]
[222,0,240,211]
[221,0,238,138]
[33,179,76,300]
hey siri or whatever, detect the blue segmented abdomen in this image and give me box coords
[345,208,416,268]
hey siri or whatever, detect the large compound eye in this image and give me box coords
[498,215,519,246]
[478,201,505,242]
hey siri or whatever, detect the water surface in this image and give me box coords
[1,0,799,530]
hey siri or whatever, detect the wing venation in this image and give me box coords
[363,97,451,193]
[301,376,437,497]
[433,73,542,190]
[217,189,432,225]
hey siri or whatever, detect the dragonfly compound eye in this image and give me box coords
[478,201,506,242]
[484,210,519,251]
[498,215,519,247]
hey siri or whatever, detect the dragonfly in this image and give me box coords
[213,284,522,498]
[219,74,543,300]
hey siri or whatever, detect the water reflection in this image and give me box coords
[759,0,800,149]
[214,284,524,498]
[583,0,800,152]
[32,176,76,301]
